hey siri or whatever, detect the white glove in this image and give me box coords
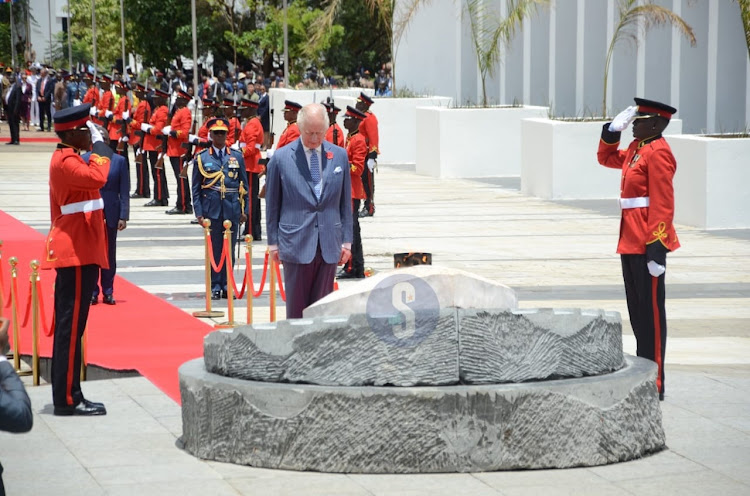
[162,125,172,136]
[135,147,142,156]
[259,176,266,190]
[230,142,240,150]
[105,110,113,118]
[367,158,376,172]
[86,120,103,144]
[254,143,261,149]
[122,110,130,120]
[73,99,81,107]
[266,148,275,159]
[609,106,638,132]
[121,136,129,143]
[647,260,666,278]
[188,134,199,144]
[140,123,152,133]
[89,106,97,116]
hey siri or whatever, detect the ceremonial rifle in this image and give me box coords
[179,107,199,179]
[115,93,131,153]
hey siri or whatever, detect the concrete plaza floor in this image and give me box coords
[0,135,748,495]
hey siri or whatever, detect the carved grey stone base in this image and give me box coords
[179,355,665,473]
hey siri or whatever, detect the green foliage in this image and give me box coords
[603,0,695,116]
[67,0,124,70]
[125,0,193,69]
[47,30,91,70]
[466,0,547,107]
[737,0,750,60]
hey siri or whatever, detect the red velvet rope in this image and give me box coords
[0,259,8,308]
[204,230,227,273]
[274,261,286,302]
[37,279,52,337]
[21,279,32,327]
[225,237,248,299]
[250,252,270,298]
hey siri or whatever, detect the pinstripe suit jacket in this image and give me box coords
[265,138,353,265]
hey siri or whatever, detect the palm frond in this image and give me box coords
[309,0,345,49]
[737,0,750,60]
[393,0,431,47]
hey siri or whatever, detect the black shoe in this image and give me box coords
[336,268,350,278]
[358,210,371,218]
[338,271,364,279]
[144,199,161,207]
[220,290,236,300]
[4,142,15,145]
[659,392,664,401]
[130,193,145,199]
[82,398,105,408]
[90,296,98,305]
[185,207,193,215]
[190,218,200,225]
[54,401,107,416]
[253,235,262,241]
[102,294,116,305]
[165,207,186,215]
[211,290,221,300]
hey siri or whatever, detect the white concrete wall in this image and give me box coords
[394,0,749,133]
[671,135,750,229]
[27,0,65,65]
[416,106,549,178]
[521,118,683,200]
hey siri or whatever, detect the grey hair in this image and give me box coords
[297,103,327,131]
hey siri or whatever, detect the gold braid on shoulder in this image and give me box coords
[197,154,226,198]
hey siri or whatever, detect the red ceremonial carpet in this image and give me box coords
[0,209,213,403]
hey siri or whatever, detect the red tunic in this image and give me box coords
[129,100,150,147]
[276,122,300,149]
[325,123,345,148]
[227,117,241,147]
[108,94,131,141]
[598,135,680,255]
[359,111,379,154]
[83,87,101,125]
[43,146,110,269]
[346,131,367,200]
[97,90,114,121]
[241,117,264,173]
[142,105,168,152]
[167,106,192,157]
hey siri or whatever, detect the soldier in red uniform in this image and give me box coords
[141,89,170,207]
[195,97,216,150]
[236,97,265,239]
[97,75,114,128]
[108,80,131,169]
[222,98,241,147]
[129,83,151,199]
[337,106,368,279]
[356,92,379,217]
[164,90,193,214]
[323,102,345,148]
[44,103,112,416]
[597,97,679,401]
[82,73,100,124]
[274,100,301,149]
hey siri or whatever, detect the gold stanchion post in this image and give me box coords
[193,219,225,319]
[245,235,253,325]
[29,261,40,386]
[269,249,276,323]
[8,257,29,375]
[215,221,241,329]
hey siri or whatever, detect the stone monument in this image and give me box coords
[180,266,665,473]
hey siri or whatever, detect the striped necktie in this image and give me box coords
[310,149,321,199]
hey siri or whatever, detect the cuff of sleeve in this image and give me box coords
[600,123,621,145]
[342,243,352,250]
[268,245,278,251]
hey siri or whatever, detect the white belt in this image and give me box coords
[619,197,649,209]
[60,198,104,215]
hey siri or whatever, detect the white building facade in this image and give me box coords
[394,0,749,134]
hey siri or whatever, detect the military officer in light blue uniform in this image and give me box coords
[192,117,249,300]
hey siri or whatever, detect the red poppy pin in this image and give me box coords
[326,151,334,160]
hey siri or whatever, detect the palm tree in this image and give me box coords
[603,0,696,117]
[738,0,750,61]
[466,0,546,107]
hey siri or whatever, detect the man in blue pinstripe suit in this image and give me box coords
[265,103,353,319]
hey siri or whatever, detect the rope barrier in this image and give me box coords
[204,231,227,273]
[37,278,52,337]
[21,279,32,328]
[225,237,248,299]
[274,261,286,302]
[251,251,270,298]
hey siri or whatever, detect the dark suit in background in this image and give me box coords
[36,75,54,131]
[265,138,353,319]
[83,152,130,301]
[4,81,21,144]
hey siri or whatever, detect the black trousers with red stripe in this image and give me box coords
[133,145,150,197]
[169,156,191,211]
[51,265,98,408]
[148,151,169,202]
[621,254,667,394]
